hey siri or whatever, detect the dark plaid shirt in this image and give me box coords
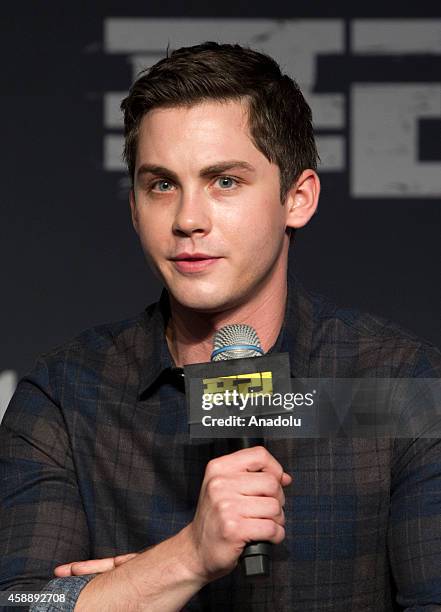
[1,272,441,611]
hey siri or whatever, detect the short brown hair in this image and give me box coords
[121,41,318,203]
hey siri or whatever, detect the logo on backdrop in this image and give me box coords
[102,18,441,199]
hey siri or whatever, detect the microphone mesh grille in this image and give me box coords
[212,324,263,361]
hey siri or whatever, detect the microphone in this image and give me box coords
[211,324,272,577]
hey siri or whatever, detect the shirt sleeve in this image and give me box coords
[388,344,441,610]
[0,357,92,596]
[26,575,97,612]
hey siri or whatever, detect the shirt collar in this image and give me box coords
[137,268,314,397]
[272,267,314,378]
[137,290,175,396]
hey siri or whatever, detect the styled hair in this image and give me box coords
[121,41,318,203]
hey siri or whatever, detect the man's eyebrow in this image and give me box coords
[199,160,256,176]
[136,160,256,182]
[136,165,179,182]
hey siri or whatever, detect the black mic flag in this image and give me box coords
[184,325,291,577]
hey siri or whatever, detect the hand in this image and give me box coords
[54,446,292,589]
[54,553,138,577]
[184,445,292,582]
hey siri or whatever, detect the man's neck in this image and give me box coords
[165,276,288,367]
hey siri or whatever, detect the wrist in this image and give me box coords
[118,526,209,605]
[171,524,210,588]
[75,528,211,611]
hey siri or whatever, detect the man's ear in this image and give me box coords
[285,169,320,229]
[129,189,139,235]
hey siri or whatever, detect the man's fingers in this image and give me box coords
[54,553,138,578]
[207,472,288,507]
[53,565,72,577]
[238,496,286,526]
[206,446,289,481]
[54,553,138,577]
[240,518,286,545]
[54,557,117,577]
[114,552,138,565]
[281,472,293,486]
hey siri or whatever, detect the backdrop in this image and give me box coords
[1,3,440,421]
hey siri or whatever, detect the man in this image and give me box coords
[1,42,440,611]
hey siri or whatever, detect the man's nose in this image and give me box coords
[172,190,212,237]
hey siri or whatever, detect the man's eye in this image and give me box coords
[151,179,173,192]
[216,176,238,189]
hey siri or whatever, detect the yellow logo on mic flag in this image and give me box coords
[202,371,273,402]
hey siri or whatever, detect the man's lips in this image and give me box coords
[172,252,219,260]
[170,252,222,273]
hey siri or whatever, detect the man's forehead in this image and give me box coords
[134,99,268,177]
[137,99,252,143]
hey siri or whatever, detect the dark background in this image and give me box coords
[1,2,440,385]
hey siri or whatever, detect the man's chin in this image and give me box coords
[173,297,230,314]
[168,288,240,315]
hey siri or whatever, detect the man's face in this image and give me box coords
[130,99,293,313]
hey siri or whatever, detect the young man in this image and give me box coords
[1,42,440,611]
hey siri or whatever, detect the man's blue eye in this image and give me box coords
[217,177,236,188]
[155,180,172,191]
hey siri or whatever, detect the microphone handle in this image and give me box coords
[239,437,272,577]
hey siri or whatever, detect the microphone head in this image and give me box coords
[211,324,264,361]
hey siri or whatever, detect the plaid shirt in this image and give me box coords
[1,272,441,611]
